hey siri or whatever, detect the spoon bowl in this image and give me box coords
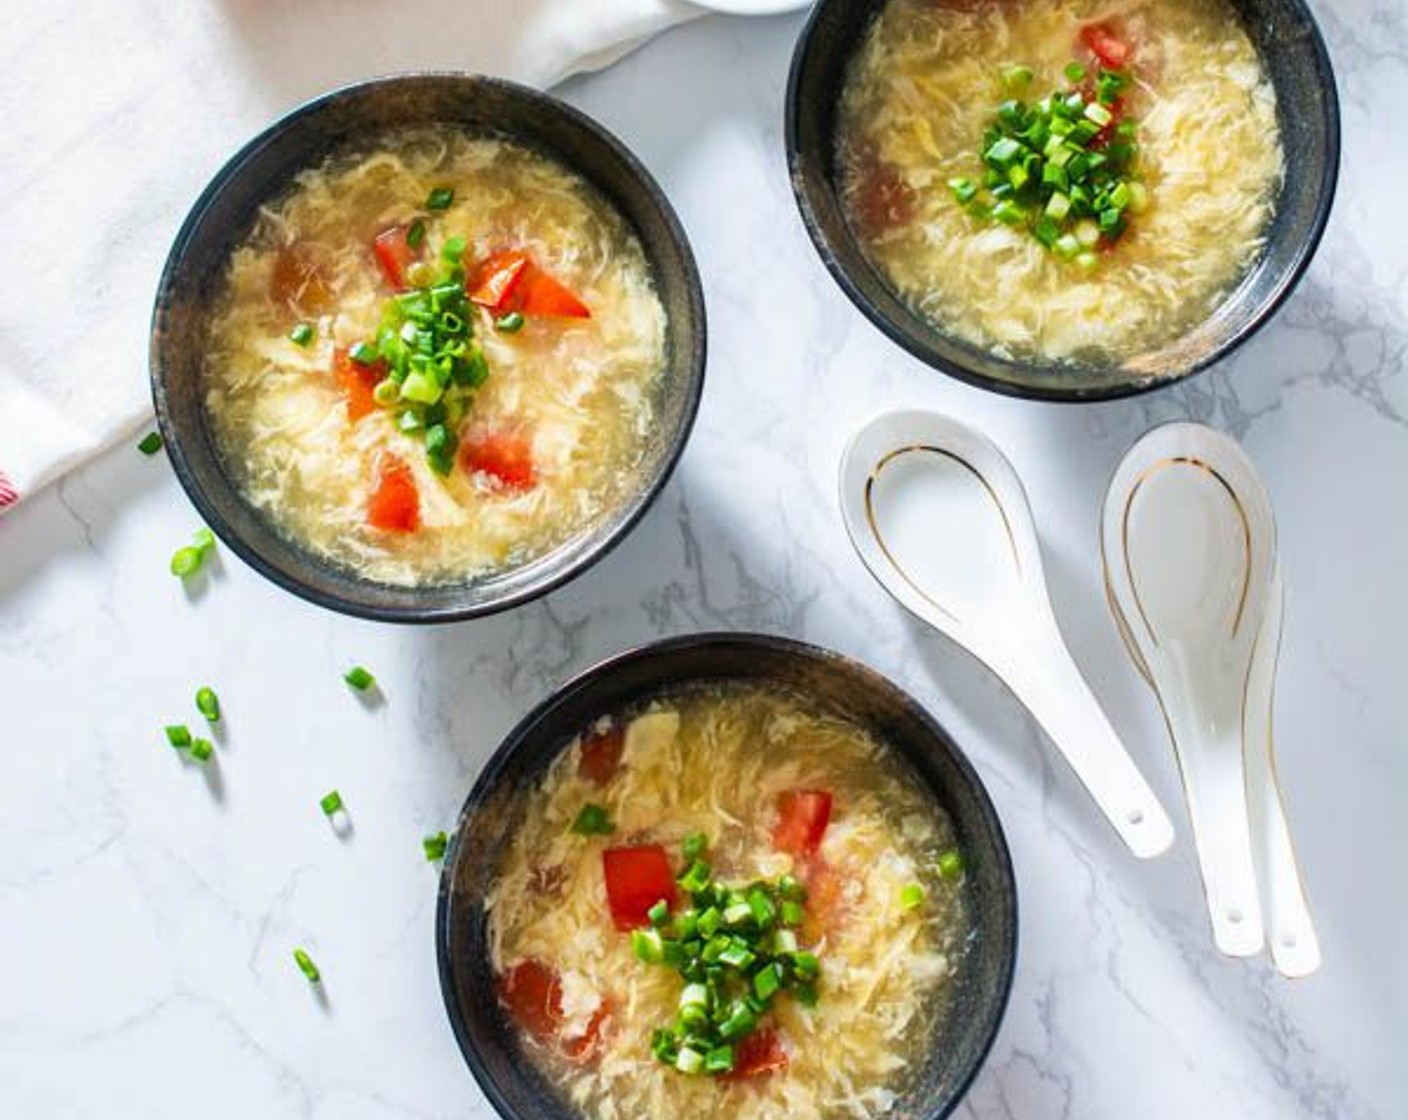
[841,410,1174,859]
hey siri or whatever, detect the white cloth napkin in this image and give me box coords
[0,0,698,514]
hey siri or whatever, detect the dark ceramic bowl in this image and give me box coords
[786,0,1340,401]
[151,74,705,622]
[436,632,1017,1120]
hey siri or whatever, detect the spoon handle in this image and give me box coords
[998,636,1174,859]
[1162,683,1266,956]
[1244,572,1321,977]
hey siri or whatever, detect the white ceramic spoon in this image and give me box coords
[839,410,1174,859]
[1245,566,1321,977]
[1101,423,1272,957]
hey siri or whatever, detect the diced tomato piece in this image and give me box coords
[366,454,420,533]
[722,1028,789,1080]
[458,428,537,491]
[498,959,564,1042]
[332,347,385,422]
[849,149,916,237]
[467,249,590,318]
[516,264,591,318]
[467,249,531,312]
[498,960,610,1063]
[270,242,333,314]
[1079,21,1132,69]
[372,224,419,290]
[800,859,848,945]
[772,789,833,859]
[601,845,677,931]
[578,725,625,785]
[563,1001,611,1062]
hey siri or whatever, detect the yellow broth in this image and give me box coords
[487,684,971,1120]
[838,0,1283,364]
[204,127,665,586]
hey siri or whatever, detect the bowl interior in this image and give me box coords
[436,634,1017,1120]
[152,75,705,621]
[786,0,1339,401]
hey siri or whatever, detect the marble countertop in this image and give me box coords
[3,6,1404,1119]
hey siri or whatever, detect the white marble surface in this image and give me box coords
[3,6,1405,1120]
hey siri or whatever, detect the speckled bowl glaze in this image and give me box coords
[436,632,1018,1120]
[786,0,1340,401]
[151,74,705,622]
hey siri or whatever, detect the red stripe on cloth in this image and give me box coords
[0,470,19,509]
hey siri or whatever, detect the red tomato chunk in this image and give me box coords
[498,958,564,1042]
[578,725,626,785]
[366,454,420,533]
[772,789,833,859]
[372,224,419,290]
[1079,20,1132,68]
[722,1028,790,1080]
[333,347,384,423]
[459,428,537,491]
[602,844,677,931]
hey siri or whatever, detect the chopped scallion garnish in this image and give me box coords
[169,546,202,579]
[137,431,163,455]
[632,858,822,1075]
[937,847,965,880]
[195,686,220,722]
[190,737,213,762]
[953,60,1144,261]
[423,831,449,862]
[343,666,375,692]
[293,947,321,983]
[682,832,707,862]
[571,803,615,836]
[165,724,192,749]
[899,882,926,911]
[319,790,343,816]
[288,323,314,346]
[494,311,525,333]
[426,187,454,211]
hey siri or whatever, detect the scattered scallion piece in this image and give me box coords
[406,218,426,249]
[293,947,321,983]
[190,737,213,762]
[423,831,449,862]
[343,666,375,692]
[571,803,615,836]
[170,527,216,579]
[426,187,454,211]
[681,832,707,862]
[319,790,343,816]
[195,686,220,722]
[288,323,315,347]
[937,847,965,881]
[165,724,192,749]
[494,311,525,333]
[169,546,202,579]
[899,882,926,911]
[137,431,163,455]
